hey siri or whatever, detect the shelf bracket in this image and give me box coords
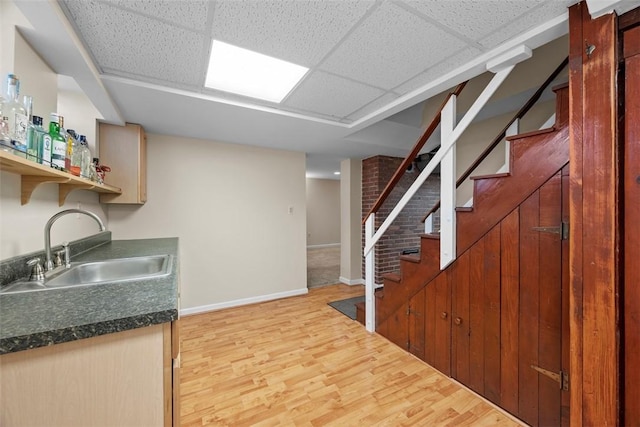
[21,176,70,205]
[58,183,97,206]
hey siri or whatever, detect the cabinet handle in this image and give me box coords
[454,317,462,325]
[440,312,448,319]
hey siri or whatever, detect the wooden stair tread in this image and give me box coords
[420,233,440,240]
[383,272,401,282]
[399,254,420,263]
[470,172,510,180]
[507,127,555,141]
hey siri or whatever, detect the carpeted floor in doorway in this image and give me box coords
[307,246,340,288]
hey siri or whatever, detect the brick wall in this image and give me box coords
[362,155,440,283]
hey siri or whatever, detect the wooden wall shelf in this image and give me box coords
[0,150,122,206]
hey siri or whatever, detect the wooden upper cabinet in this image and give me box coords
[98,122,147,204]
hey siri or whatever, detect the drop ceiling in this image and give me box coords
[12,0,639,178]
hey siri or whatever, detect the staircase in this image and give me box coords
[356,83,570,426]
[357,82,569,331]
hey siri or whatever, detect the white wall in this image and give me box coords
[0,7,106,260]
[106,133,308,310]
[306,178,340,246]
[339,158,363,285]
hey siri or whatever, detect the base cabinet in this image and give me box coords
[0,323,179,426]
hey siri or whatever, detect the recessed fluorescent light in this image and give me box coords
[205,40,308,103]
[334,171,341,175]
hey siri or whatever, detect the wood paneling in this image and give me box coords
[518,189,541,427]
[469,236,486,395]
[623,22,640,427]
[500,208,520,415]
[434,272,452,376]
[568,4,620,426]
[537,174,563,427]
[483,226,501,405]
[452,251,471,385]
[409,287,426,360]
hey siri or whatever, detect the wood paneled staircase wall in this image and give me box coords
[363,84,571,426]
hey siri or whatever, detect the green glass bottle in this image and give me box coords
[49,113,66,170]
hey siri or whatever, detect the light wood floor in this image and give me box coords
[179,284,524,426]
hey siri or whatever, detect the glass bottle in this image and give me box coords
[79,135,92,179]
[0,116,12,152]
[4,74,28,157]
[26,116,46,163]
[68,129,82,176]
[49,113,67,170]
[41,126,52,166]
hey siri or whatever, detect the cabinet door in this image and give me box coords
[408,287,425,360]
[425,272,451,376]
[99,122,147,204]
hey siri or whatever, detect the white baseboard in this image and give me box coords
[180,287,309,316]
[339,276,364,286]
[307,243,340,249]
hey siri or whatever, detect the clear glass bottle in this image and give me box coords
[79,135,92,179]
[49,113,67,170]
[68,129,82,176]
[0,116,12,152]
[4,74,28,157]
[26,116,46,163]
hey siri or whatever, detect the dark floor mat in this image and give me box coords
[327,296,365,320]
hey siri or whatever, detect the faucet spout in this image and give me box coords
[44,209,106,271]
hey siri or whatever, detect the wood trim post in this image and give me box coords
[568,3,620,426]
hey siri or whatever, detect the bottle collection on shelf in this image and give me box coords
[0,73,108,184]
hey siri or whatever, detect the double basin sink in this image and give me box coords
[0,255,172,294]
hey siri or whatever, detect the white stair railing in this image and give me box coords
[363,65,515,332]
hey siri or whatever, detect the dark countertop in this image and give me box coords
[0,238,179,354]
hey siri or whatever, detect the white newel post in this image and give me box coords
[364,213,375,332]
[440,95,457,269]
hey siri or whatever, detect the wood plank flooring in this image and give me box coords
[179,284,524,426]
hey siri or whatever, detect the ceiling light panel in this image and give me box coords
[205,40,308,103]
[283,71,386,119]
[211,0,375,67]
[320,1,467,90]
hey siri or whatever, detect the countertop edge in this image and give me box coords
[0,308,178,355]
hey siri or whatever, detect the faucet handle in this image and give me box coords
[27,258,45,281]
[54,250,64,267]
[62,241,71,268]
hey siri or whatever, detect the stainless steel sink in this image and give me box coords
[0,280,47,294]
[0,255,172,294]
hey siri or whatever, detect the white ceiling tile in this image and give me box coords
[479,1,574,48]
[394,47,481,94]
[284,71,386,119]
[320,1,468,90]
[99,0,210,31]
[63,1,205,86]
[402,0,547,40]
[211,0,375,67]
[346,92,400,122]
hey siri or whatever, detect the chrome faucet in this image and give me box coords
[44,209,106,271]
